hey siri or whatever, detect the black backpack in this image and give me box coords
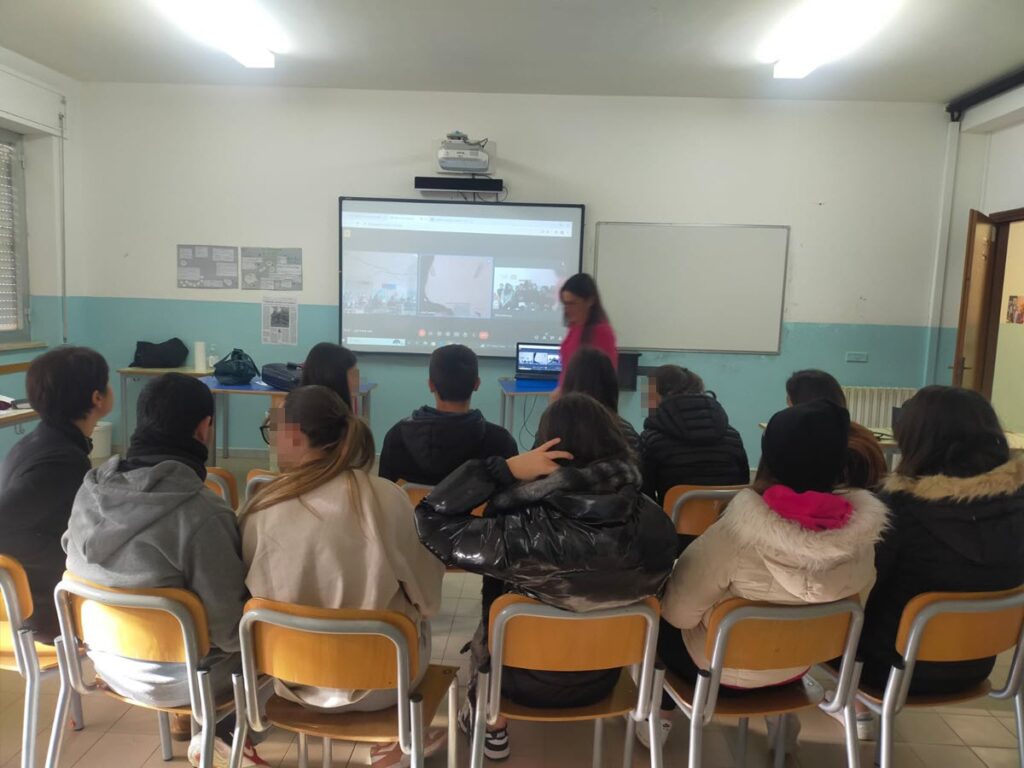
[213,349,259,385]
[130,338,189,368]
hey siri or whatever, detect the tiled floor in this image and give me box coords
[4,459,1020,766]
[3,571,1020,767]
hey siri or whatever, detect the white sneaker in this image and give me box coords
[824,707,878,741]
[765,713,801,755]
[187,733,263,768]
[635,716,673,749]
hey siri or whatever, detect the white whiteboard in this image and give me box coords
[594,222,789,354]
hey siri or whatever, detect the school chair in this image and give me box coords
[662,484,746,535]
[244,469,279,503]
[661,597,864,768]
[400,481,486,519]
[236,598,459,768]
[852,587,1024,768]
[204,476,230,503]
[206,466,239,509]
[0,556,84,768]
[475,594,663,768]
[46,574,246,768]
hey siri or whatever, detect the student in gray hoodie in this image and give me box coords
[63,374,251,764]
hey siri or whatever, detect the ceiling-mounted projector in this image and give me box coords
[437,130,496,175]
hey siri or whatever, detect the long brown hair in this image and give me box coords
[561,273,609,343]
[243,385,375,515]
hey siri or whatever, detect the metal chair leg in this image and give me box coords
[197,671,216,768]
[592,718,604,768]
[622,716,636,768]
[447,679,458,768]
[298,732,309,768]
[229,674,248,768]
[735,717,749,768]
[21,645,39,768]
[470,671,489,768]
[321,737,332,768]
[843,704,861,768]
[649,666,666,768]
[1014,692,1024,768]
[772,717,786,768]
[410,693,425,768]
[44,638,72,768]
[69,691,85,732]
[688,711,703,768]
[157,711,174,761]
[878,710,894,768]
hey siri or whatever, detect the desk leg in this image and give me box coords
[222,393,231,460]
[500,392,507,433]
[120,375,129,454]
[364,390,372,428]
[208,394,218,466]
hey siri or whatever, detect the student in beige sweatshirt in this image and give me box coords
[240,385,445,768]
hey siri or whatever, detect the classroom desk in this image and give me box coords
[0,407,39,434]
[200,376,378,463]
[498,377,557,434]
[117,367,213,452]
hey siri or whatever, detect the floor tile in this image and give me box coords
[971,746,1024,768]
[71,732,159,767]
[941,714,1019,749]
[894,711,964,745]
[911,744,987,768]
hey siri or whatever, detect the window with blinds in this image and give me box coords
[0,127,29,341]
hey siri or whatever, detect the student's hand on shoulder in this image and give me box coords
[505,439,573,482]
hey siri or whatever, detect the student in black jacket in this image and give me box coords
[378,344,517,485]
[863,386,1024,695]
[639,365,749,503]
[0,347,113,641]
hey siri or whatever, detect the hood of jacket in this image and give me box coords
[882,459,1024,565]
[643,394,731,446]
[399,407,490,476]
[67,456,208,564]
[720,487,888,601]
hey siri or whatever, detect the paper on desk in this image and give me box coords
[262,296,298,345]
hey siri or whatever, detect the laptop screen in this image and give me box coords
[516,343,563,376]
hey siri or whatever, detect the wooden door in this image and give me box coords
[953,210,998,391]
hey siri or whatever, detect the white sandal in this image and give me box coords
[369,728,447,767]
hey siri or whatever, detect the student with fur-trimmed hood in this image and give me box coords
[861,386,1024,695]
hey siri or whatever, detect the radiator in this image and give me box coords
[842,386,918,428]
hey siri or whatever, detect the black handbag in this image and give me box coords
[261,362,303,392]
[131,338,189,368]
[213,348,259,385]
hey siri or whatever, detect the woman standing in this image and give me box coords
[557,273,617,390]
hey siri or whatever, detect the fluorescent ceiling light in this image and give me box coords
[757,0,901,79]
[151,0,289,69]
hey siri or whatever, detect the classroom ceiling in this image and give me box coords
[0,0,1022,103]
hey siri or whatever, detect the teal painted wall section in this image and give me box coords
[52,296,960,466]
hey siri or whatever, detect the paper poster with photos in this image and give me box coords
[1007,296,1024,325]
[262,296,298,345]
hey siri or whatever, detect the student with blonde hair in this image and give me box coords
[241,385,444,768]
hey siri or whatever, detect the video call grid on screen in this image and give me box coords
[339,197,584,358]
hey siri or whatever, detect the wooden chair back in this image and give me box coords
[206,466,239,509]
[205,477,227,500]
[705,597,856,671]
[245,469,279,502]
[663,484,746,535]
[896,587,1024,662]
[402,484,433,508]
[63,573,211,663]
[0,555,32,625]
[245,597,420,690]
[488,594,658,672]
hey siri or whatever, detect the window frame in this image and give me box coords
[0,126,30,343]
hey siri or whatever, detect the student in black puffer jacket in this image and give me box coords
[861,386,1024,695]
[415,393,677,760]
[640,366,749,503]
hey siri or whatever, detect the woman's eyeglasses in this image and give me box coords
[259,422,271,445]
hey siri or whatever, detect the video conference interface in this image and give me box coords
[340,199,584,357]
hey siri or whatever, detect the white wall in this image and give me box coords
[72,83,950,328]
[991,222,1024,432]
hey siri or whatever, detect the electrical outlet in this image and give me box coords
[845,351,869,363]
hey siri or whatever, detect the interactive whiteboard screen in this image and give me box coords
[595,223,788,354]
[340,198,584,357]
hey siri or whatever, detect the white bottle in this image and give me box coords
[207,343,218,370]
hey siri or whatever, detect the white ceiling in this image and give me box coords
[0,0,1022,102]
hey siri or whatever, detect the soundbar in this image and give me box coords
[414,176,504,193]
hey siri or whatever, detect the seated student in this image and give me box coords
[786,369,888,489]
[301,342,359,410]
[416,393,677,760]
[655,400,887,750]
[63,374,255,767]
[557,346,640,453]
[378,344,517,485]
[639,365,749,503]
[861,387,1024,696]
[241,385,445,768]
[0,346,113,643]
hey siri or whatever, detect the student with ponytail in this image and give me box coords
[241,385,445,767]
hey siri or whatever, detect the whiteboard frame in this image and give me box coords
[593,221,790,355]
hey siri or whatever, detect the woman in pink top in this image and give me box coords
[557,273,618,392]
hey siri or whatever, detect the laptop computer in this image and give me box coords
[515,342,563,381]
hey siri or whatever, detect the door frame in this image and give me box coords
[957,207,1024,397]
